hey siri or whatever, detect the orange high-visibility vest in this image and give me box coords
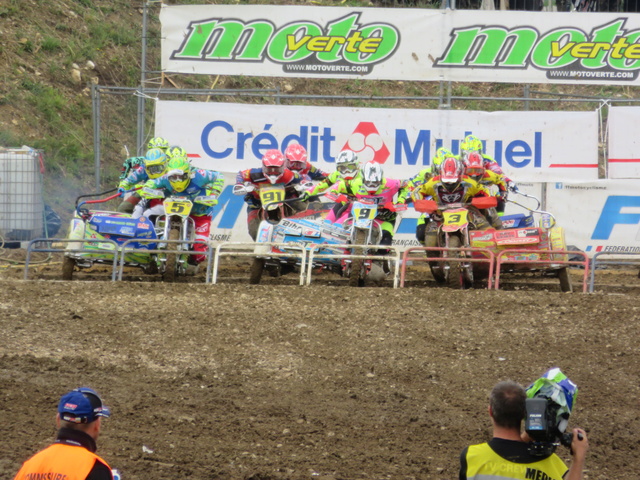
[13,443,111,480]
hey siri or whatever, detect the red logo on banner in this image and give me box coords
[341,122,390,164]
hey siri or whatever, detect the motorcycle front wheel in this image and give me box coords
[62,256,75,281]
[349,228,367,287]
[446,235,464,289]
[250,258,265,285]
[163,227,180,282]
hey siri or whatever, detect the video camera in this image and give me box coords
[524,368,578,457]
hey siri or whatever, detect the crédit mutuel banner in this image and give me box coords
[161,4,640,85]
[155,100,598,183]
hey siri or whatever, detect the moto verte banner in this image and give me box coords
[161,4,640,85]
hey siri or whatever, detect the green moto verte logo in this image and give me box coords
[170,13,400,66]
[436,18,640,71]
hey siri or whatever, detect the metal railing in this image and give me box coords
[588,251,640,293]
[494,249,590,292]
[306,244,403,287]
[116,238,211,281]
[211,242,308,285]
[399,246,496,288]
[24,238,121,281]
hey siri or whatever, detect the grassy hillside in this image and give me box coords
[0,0,631,219]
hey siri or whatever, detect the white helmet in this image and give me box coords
[335,150,359,180]
[362,161,383,193]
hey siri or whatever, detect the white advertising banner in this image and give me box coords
[548,179,640,258]
[607,106,640,179]
[161,4,640,85]
[155,100,599,183]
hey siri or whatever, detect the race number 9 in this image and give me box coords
[357,208,372,220]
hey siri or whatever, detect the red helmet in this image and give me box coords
[284,144,308,174]
[440,156,463,185]
[262,149,286,184]
[464,152,485,180]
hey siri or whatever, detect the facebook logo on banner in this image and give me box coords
[592,196,640,240]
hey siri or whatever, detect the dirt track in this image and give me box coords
[1,260,639,480]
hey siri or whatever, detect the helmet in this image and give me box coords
[440,156,464,189]
[284,144,308,173]
[362,162,384,193]
[460,134,483,156]
[463,152,485,180]
[165,155,192,192]
[147,137,170,152]
[432,147,454,174]
[144,148,168,179]
[335,150,359,180]
[261,149,286,184]
[166,146,187,159]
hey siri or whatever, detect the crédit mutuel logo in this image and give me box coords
[435,18,640,81]
[169,13,400,76]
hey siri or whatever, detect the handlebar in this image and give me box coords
[74,188,118,207]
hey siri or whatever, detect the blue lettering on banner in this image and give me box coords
[397,217,417,234]
[395,130,430,166]
[211,185,245,229]
[592,196,640,240]
[200,120,543,169]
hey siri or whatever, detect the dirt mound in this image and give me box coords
[1,273,638,480]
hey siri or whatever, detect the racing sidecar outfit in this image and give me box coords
[143,168,224,264]
[235,168,305,240]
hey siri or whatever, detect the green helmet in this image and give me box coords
[165,155,191,192]
[433,147,455,169]
[166,146,187,159]
[147,137,170,152]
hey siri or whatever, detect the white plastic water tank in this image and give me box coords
[0,146,44,241]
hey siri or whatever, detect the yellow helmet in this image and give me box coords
[460,135,483,155]
[147,137,170,152]
[165,155,192,192]
[432,147,454,175]
[144,148,167,179]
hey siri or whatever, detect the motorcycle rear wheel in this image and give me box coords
[62,256,75,281]
[349,228,367,287]
[558,267,573,293]
[163,227,180,282]
[250,258,265,284]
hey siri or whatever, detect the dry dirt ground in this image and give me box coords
[0,252,639,480]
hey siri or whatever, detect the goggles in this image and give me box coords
[337,162,357,174]
[147,164,165,176]
[288,160,305,172]
[168,172,189,182]
[465,166,484,177]
[264,166,283,176]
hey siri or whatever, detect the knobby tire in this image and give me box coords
[163,227,180,283]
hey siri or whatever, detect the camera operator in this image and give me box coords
[459,380,588,480]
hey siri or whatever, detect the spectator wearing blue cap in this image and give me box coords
[13,387,114,480]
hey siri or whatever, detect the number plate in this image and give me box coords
[164,198,193,217]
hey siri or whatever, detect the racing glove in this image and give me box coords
[299,191,310,202]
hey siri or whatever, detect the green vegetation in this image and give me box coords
[2,0,638,219]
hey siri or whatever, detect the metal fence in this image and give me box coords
[91,82,640,193]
